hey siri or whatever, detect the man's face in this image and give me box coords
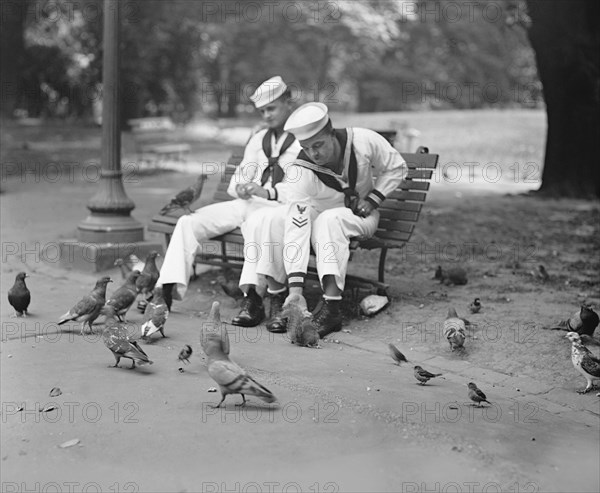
[299,130,336,166]
[259,98,292,130]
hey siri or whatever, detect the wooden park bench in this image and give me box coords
[128,117,191,166]
[148,132,439,295]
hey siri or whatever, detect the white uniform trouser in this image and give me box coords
[312,207,379,291]
[244,204,379,292]
[157,198,277,296]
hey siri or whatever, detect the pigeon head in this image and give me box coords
[96,276,113,287]
[565,332,582,344]
[15,272,28,282]
[467,382,478,390]
[127,270,142,282]
[146,251,160,260]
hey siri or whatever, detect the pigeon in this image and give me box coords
[469,297,482,314]
[467,382,492,406]
[101,306,153,369]
[178,344,193,364]
[126,253,146,272]
[159,174,207,215]
[413,365,443,385]
[201,301,277,407]
[443,307,467,351]
[220,281,244,301]
[565,332,600,394]
[434,266,468,286]
[58,276,113,334]
[8,272,31,317]
[136,251,161,311]
[550,305,600,337]
[105,270,141,322]
[140,286,169,339]
[114,258,132,280]
[280,294,320,347]
[389,343,409,365]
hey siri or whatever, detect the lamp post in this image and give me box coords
[60,0,161,271]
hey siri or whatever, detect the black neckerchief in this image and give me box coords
[295,128,359,211]
[260,129,295,186]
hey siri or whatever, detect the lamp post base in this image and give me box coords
[59,239,163,273]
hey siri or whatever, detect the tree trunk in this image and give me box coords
[0,1,27,118]
[527,0,600,198]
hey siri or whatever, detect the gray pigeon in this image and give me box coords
[136,251,161,311]
[201,301,277,407]
[140,286,169,339]
[280,294,319,347]
[101,306,153,369]
[8,272,30,317]
[58,277,112,334]
[105,270,141,322]
[443,307,467,351]
[159,175,207,215]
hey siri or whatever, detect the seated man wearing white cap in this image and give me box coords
[242,102,407,336]
[156,76,300,313]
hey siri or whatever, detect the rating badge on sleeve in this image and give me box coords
[292,204,308,229]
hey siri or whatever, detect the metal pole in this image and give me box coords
[77,0,143,244]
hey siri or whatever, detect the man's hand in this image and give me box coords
[243,182,269,199]
[235,183,252,200]
[355,200,374,218]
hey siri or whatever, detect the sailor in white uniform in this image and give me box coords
[156,76,301,312]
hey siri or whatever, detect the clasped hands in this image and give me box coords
[236,183,268,200]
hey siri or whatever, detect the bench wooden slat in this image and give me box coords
[376,220,415,234]
[399,180,430,191]
[407,169,434,179]
[378,201,422,212]
[402,153,439,169]
[387,190,427,202]
[378,210,420,222]
[373,229,414,242]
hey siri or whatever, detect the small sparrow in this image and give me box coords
[565,332,600,394]
[536,265,550,282]
[469,298,482,314]
[389,344,409,365]
[178,345,193,364]
[413,365,443,385]
[467,382,492,407]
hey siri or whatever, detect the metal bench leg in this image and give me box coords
[378,247,389,296]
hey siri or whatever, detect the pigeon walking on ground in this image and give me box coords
[58,277,112,334]
[469,298,482,314]
[565,332,600,394]
[201,301,277,408]
[159,175,207,215]
[101,306,153,369]
[136,251,161,312]
[178,345,193,364]
[434,266,468,286]
[280,294,320,347]
[140,286,169,339]
[105,270,141,322]
[467,382,492,407]
[413,365,443,385]
[389,343,409,365]
[114,258,132,280]
[443,307,467,351]
[8,272,31,317]
[551,305,600,337]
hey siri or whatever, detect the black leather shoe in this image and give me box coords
[231,287,264,327]
[266,290,288,333]
[314,299,342,338]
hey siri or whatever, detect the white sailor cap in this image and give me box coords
[283,102,330,141]
[249,76,288,108]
